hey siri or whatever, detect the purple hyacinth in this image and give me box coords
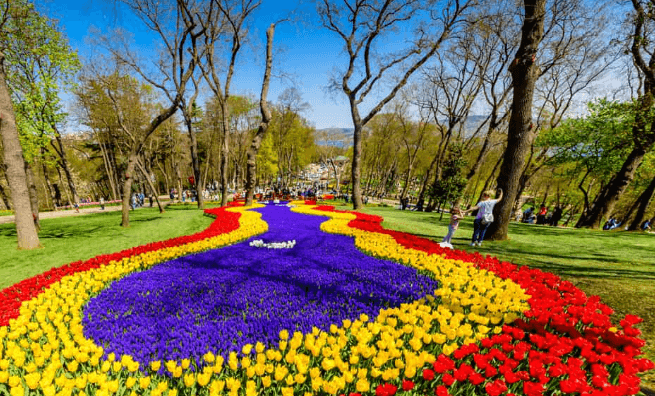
[82,205,439,367]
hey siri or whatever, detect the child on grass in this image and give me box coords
[441,207,463,244]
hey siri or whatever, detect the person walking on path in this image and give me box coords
[465,188,503,247]
[100,197,105,210]
[441,207,463,244]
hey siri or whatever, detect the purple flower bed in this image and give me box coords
[82,205,439,366]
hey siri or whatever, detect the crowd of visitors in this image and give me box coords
[520,205,563,226]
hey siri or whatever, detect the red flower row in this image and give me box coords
[0,204,244,327]
[314,206,654,396]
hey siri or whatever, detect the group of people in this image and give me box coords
[440,188,504,248]
[521,205,563,226]
[603,217,622,231]
[131,192,154,209]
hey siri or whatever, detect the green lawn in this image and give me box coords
[342,203,655,392]
[0,206,213,290]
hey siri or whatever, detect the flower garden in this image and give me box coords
[0,201,653,396]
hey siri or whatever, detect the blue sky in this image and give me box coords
[36,0,625,132]
[38,0,370,130]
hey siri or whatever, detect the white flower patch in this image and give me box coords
[249,239,297,249]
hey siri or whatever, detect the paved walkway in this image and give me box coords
[1,205,128,225]
[0,196,174,225]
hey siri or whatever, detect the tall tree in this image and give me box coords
[272,88,310,187]
[575,0,655,228]
[245,23,275,206]
[98,0,203,226]
[486,0,547,241]
[318,0,476,209]
[179,77,205,208]
[0,0,40,249]
[6,9,82,209]
[199,0,260,206]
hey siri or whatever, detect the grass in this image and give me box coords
[0,205,213,290]
[340,203,655,392]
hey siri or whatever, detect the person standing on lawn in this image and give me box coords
[465,188,503,247]
[442,207,463,244]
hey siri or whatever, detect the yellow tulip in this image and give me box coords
[183,373,196,387]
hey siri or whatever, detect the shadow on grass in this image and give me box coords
[390,230,655,282]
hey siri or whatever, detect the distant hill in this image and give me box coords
[439,115,490,136]
[315,115,490,145]
[317,128,354,137]
[316,128,354,147]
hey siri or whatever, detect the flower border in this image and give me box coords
[0,202,651,396]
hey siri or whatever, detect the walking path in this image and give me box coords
[0,196,173,225]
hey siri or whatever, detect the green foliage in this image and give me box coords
[2,0,81,163]
[536,99,637,180]
[269,107,316,180]
[256,132,278,179]
[429,144,468,206]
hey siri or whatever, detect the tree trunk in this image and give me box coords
[157,161,171,197]
[56,166,72,206]
[121,151,138,227]
[24,162,41,230]
[183,112,204,209]
[476,154,503,205]
[245,25,275,206]
[400,164,414,201]
[466,116,499,181]
[0,52,40,249]
[350,122,364,208]
[0,182,10,210]
[52,130,79,205]
[576,146,649,229]
[40,159,55,211]
[201,139,213,193]
[220,99,230,206]
[486,0,546,241]
[98,138,118,200]
[620,195,641,226]
[109,142,122,199]
[136,159,165,213]
[416,152,440,210]
[628,175,655,231]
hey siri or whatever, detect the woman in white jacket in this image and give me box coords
[465,188,503,247]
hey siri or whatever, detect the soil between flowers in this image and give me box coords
[82,205,439,366]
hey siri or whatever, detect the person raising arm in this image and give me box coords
[464,188,503,247]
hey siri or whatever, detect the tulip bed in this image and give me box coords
[0,201,652,396]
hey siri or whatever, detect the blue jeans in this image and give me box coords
[442,225,457,243]
[472,218,490,243]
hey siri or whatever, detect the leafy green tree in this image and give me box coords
[536,99,635,214]
[6,2,81,214]
[0,0,44,249]
[573,0,655,228]
[429,144,468,216]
